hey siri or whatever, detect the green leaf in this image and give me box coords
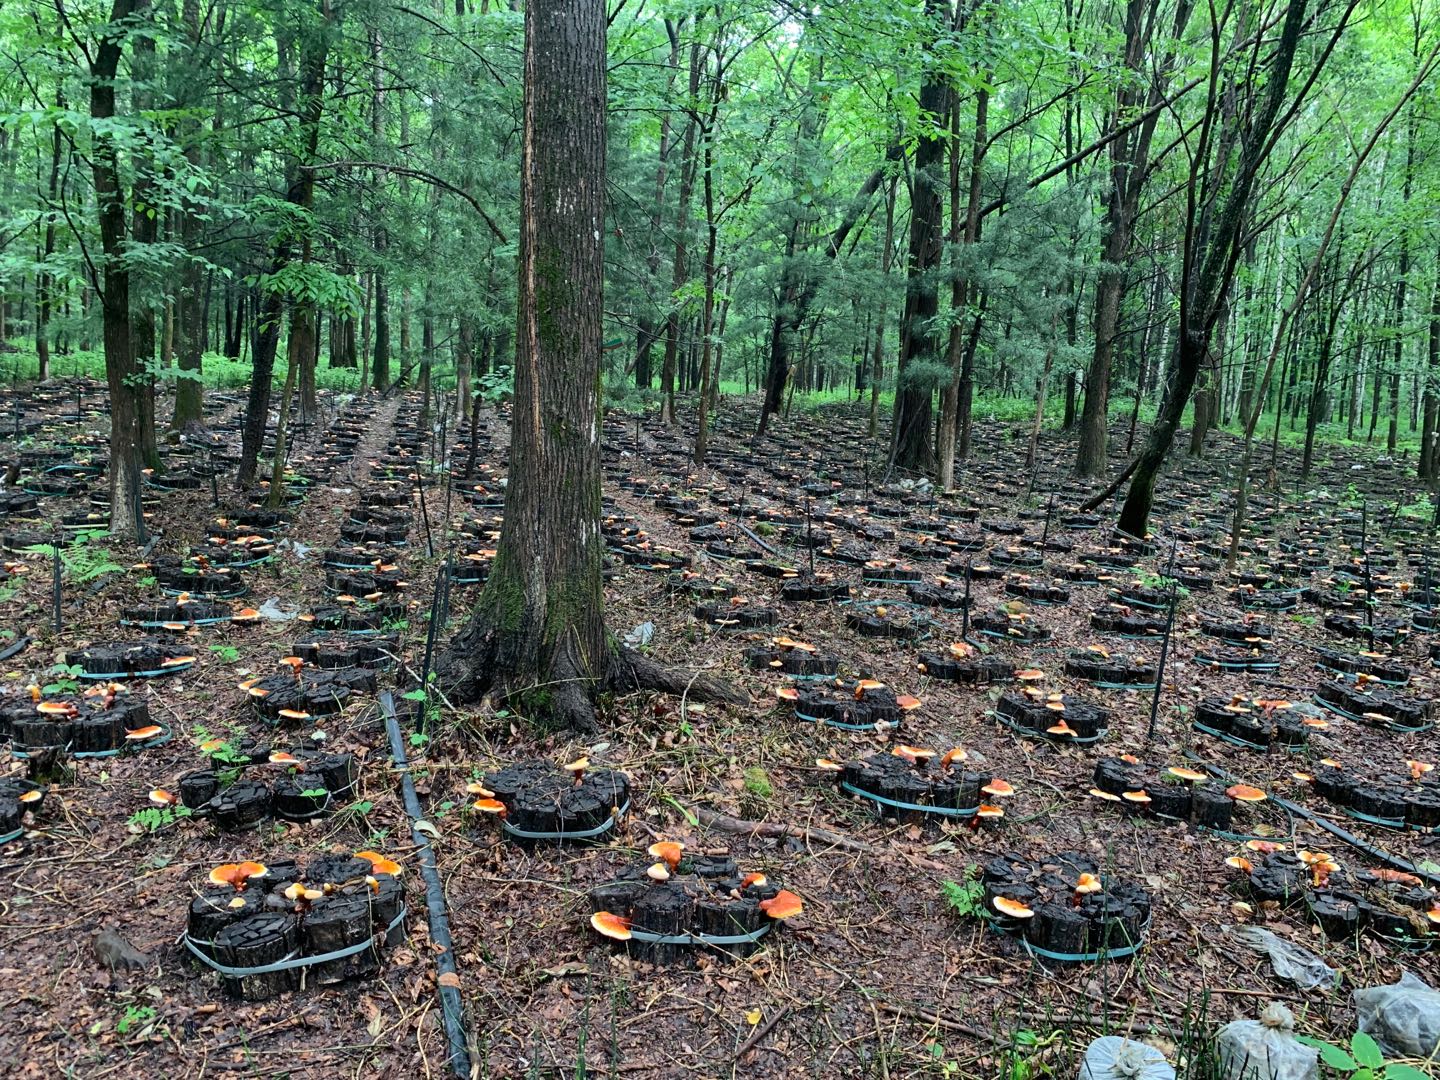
[1351,1069,1373,1080]
[1298,1038,1356,1072]
[1351,1033,1383,1070]
[1385,1066,1431,1080]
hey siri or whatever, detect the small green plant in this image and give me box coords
[941,863,987,919]
[42,663,85,695]
[998,1030,1058,1080]
[126,805,192,834]
[23,532,124,583]
[208,644,241,663]
[742,767,772,800]
[114,1004,157,1036]
[1296,1031,1428,1080]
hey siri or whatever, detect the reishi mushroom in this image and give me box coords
[590,911,633,941]
[648,841,684,871]
[758,889,803,919]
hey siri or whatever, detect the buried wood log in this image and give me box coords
[688,804,876,854]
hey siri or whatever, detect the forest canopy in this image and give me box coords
[0,0,1436,534]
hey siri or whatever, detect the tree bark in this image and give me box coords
[440,0,610,731]
[90,0,146,539]
[238,0,331,488]
[1117,0,1326,537]
[889,0,949,475]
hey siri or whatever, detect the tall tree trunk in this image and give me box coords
[1076,0,1191,477]
[1423,241,1440,480]
[35,92,63,382]
[90,0,146,539]
[171,0,207,431]
[238,0,331,488]
[939,24,987,490]
[868,177,898,443]
[1115,0,1324,537]
[440,0,608,732]
[660,19,702,427]
[889,0,949,475]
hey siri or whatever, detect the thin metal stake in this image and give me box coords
[805,489,815,579]
[51,528,62,635]
[1147,583,1178,741]
[961,558,973,641]
[418,561,450,726]
[415,471,435,558]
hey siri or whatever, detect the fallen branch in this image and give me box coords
[732,1003,793,1063]
[1077,456,1140,512]
[689,804,876,853]
[877,1001,1003,1044]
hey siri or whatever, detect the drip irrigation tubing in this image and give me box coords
[380,690,470,1077]
[1186,754,1440,889]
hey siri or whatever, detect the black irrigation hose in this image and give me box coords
[0,635,30,662]
[380,690,470,1078]
[1187,754,1440,889]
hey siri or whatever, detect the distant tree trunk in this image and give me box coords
[693,109,719,464]
[35,92,63,382]
[127,0,160,470]
[868,175,897,442]
[419,310,434,429]
[889,0,949,475]
[1076,0,1191,477]
[238,0,331,488]
[937,54,986,491]
[457,314,475,422]
[90,0,146,539]
[660,19,702,427]
[1389,116,1414,454]
[636,19,678,391]
[1116,0,1319,537]
[1423,242,1440,480]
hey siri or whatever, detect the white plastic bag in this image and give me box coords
[1217,1003,1319,1080]
[1079,1036,1175,1080]
[1354,970,1440,1059]
[1233,926,1338,990]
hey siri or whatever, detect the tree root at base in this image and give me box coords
[437,622,750,734]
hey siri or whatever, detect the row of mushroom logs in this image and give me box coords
[983,851,1153,960]
[818,746,1014,825]
[1296,758,1440,830]
[1089,756,1272,833]
[1224,843,1440,946]
[466,756,630,842]
[186,851,405,1000]
[775,678,921,730]
[151,739,360,828]
[1192,695,1325,750]
[239,655,376,724]
[588,841,803,963]
[0,681,164,756]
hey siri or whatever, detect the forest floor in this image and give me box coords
[1,385,1438,1080]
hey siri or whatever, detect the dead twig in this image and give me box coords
[732,1003,794,1063]
[688,804,877,854]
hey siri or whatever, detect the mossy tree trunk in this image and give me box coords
[439,0,745,733]
[90,0,145,539]
[441,0,609,732]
